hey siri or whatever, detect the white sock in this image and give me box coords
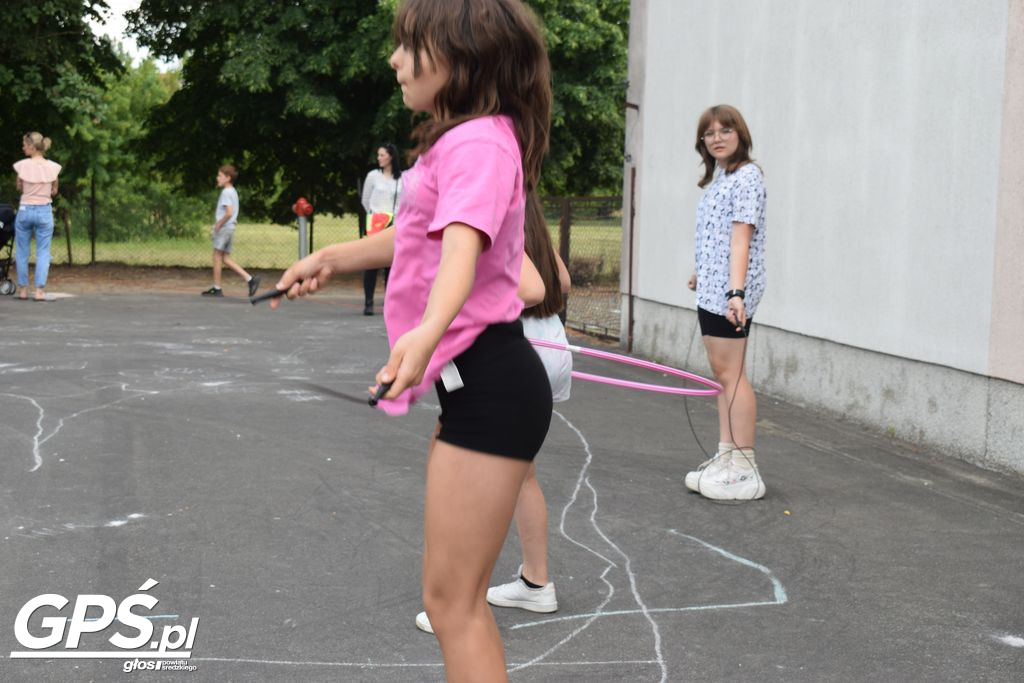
[732,447,757,469]
[717,441,735,455]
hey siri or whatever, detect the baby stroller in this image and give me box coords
[0,203,15,295]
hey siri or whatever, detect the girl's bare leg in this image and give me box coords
[423,440,530,682]
[702,335,756,449]
[513,464,550,584]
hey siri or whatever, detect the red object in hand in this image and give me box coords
[292,197,314,217]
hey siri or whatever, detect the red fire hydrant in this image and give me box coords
[292,197,313,258]
[292,197,314,217]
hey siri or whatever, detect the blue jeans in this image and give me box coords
[14,204,54,288]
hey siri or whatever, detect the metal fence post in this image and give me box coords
[297,216,308,259]
[627,167,636,352]
[558,197,571,266]
[292,196,314,259]
[60,205,73,266]
[89,172,97,264]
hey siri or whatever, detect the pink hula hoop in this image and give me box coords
[527,338,721,397]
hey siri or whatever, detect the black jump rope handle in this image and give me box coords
[251,286,393,407]
[369,382,393,407]
[250,288,289,305]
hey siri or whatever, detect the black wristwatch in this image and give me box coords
[725,289,745,300]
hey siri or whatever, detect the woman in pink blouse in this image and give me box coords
[13,132,61,301]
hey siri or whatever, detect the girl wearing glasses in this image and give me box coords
[686,104,767,501]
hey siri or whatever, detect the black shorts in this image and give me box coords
[435,320,553,461]
[698,306,752,338]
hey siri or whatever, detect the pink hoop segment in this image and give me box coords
[527,338,722,397]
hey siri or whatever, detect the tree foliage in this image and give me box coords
[128,0,406,223]
[0,1,206,246]
[533,0,628,195]
[65,57,209,241]
[127,0,628,223]
[0,0,121,206]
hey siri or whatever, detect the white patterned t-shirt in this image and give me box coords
[694,163,767,317]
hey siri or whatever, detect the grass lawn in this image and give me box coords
[29,214,622,277]
[41,216,361,270]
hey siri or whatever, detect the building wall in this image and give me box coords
[622,0,1024,472]
[991,0,1024,382]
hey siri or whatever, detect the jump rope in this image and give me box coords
[253,286,761,500]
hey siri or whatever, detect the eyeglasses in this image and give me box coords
[702,128,735,142]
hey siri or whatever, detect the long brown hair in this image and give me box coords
[695,105,754,188]
[394,0,551,189]
[522,193,564,318]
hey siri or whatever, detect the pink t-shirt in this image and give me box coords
[13,158,61,205]
[379,115,526,415]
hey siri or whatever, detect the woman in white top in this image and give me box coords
[359,143,403,315]
[13,132,62,301]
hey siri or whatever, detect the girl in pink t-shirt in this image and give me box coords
[273,1,553,678]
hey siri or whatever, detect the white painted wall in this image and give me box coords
[633,0,1010,375]
[623,0,1024,473]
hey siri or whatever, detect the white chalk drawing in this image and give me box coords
[995,634,1024,648]
[15,514,147,539]
[277,389,326,402]
[503,411,786,680]
[2,335,786,680]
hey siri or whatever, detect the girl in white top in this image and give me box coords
[13,132,61,301]
[492,194,572,601]
[359,143,403,315]
[414,195,571,635]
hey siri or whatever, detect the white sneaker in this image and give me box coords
[415,611,434,634]
[486,567,558,613]
[685,450,732,492]
[697,460,766,501]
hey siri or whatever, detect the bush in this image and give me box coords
[71,181,207,242]
[568,256,604,287]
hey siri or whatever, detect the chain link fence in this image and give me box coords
[543,196,623,339]
[34,196,624,338]
[43,207,360,270]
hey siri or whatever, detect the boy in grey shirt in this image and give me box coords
[202,164,259,297]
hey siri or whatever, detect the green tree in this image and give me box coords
[127,0,628,222]
[128,0,404,223]
[534,0,628,195]
[64,56,208,243]
[0,0,121,206]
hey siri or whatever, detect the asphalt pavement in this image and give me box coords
[1,291,1021,682]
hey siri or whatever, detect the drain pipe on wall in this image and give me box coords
[627,164,636,352]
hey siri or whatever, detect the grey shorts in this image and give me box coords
[212,225,235,253]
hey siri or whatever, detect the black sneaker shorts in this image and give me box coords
[435,320,553,461]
